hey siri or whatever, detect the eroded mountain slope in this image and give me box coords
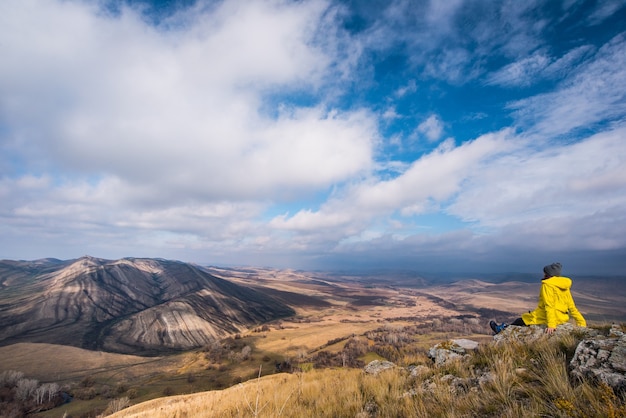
[0,257,294,354]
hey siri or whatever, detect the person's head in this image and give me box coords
[543,262,562,278]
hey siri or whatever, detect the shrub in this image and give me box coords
[104,397,130,415]
[127,388,139,399]
[72,387,97,400]
[79,376,94,388]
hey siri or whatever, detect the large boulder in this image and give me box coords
[569,324,626,393]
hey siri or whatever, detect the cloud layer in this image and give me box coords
[1,0,625,274]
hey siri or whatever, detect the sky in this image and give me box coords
[1,0,626,275]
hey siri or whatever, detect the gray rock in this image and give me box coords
[478,371,495,386]
[569,333,626,393]
[408,364,430,377]
[364,360,395,375]
[419,321,626,398]
[418,373,481,395]
[427,339,479,366]
[493,322,599,344]
[609,324,625,338]
[451,338,480,350]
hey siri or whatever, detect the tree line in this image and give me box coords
[0,370,64,417]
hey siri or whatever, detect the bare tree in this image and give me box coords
[43,382,60,402]
[15,378,39,401]
[34,385,46,405]
[0,370,25,387]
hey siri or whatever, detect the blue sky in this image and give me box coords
[1,0,626,275]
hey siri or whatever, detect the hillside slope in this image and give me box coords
[0,257,295,354]
[105,325,626,418]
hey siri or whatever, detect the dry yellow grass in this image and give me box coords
[107,366,428,418]
[107,369,363,418]
[107,327,626,418]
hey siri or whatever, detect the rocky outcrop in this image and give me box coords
[493,322,600,344]
[491,322,626,392]
[492,323,626,392]
[0,257,295,354]
[427,338,480,366]
[368,324,626,398]
[569,324,626,393]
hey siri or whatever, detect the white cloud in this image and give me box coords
[509,34,626,138]
[382,107,400,121]
[543,45,595,77]
[411,1,551,83]
[416,114,444,142]
[425,0,464,27]
[587,0,626,25]
[422,47,474,83]
[448,126,626,230]
[270,123,626,259]
[394,80,417,97]
[272,130,513,239]
[0,0,379,260]
[0,0,375,204]
[487,51,551,87]
[487,45,594,88]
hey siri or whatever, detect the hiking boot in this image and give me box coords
[489,320,507,334]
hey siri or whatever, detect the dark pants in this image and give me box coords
[511,318,526,326]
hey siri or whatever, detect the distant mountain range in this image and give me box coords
[0,256,295,355]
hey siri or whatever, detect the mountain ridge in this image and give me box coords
[0,256,295,355]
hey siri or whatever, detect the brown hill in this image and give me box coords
[0,257,295,355]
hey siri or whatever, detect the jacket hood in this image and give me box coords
[543,276,572,290]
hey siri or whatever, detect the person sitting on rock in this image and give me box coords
[490,262,586,335]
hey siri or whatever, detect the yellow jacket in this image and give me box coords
[521,276,586,328]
